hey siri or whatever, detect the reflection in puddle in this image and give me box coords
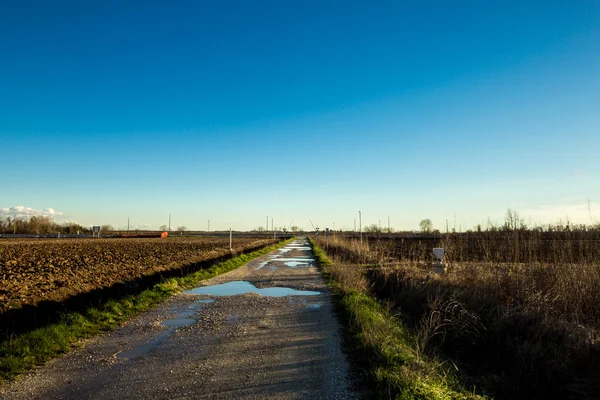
[162,318,196,327]
[183,281,321,297]
[188,299,215,309]
[256,261,269,270]
[256,257,315,270]
[178,310,196,318]
[118,303,206,360]
[284,261,309,268]
[289,297,323,311]
[117,331,172,359]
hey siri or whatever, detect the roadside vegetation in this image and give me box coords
[314,219,600,399]
[0,238,290,384]
[311,238,483,400]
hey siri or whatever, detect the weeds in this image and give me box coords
[318,234,600,399]
[311,238,482,399]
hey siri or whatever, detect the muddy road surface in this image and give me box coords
[0,238,358,400]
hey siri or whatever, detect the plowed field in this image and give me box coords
[0,237,275,314]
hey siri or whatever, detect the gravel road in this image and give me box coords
[0,238,358,399]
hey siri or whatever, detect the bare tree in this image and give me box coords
[504,208,525,231]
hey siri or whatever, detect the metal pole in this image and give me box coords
[271,218,273,233]
[168,214,171,233]
[127,217,130,232]
[359,211,362,244]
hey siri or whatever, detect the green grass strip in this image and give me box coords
[310,238,483,400]
[0,238,292,384]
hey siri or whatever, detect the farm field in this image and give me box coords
[315,232,600,399]
[0,237,275,315]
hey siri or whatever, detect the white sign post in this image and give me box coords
[433,247,445,274]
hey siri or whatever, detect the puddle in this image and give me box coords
[177,310,196,318]
[183,281,321,297]
[289,297,323,311]
[161,317,196,327]
[256,256,315,270]
[117,330,172,359]
[188,299,215,309]
[284,261,309,268]
[118,298,210,360]
[256,261,269,270]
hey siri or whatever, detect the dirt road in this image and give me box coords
[0,238,358,399]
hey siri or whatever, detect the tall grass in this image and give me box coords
[317,234,600,399]
[312,239,484,399]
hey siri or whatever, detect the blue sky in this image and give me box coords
[1,1,599,231]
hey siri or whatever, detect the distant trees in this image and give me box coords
[419,219,433,234]
[101,224,113,233]
[176,226,187,233]
[0,216,87,234]
[159,225,168,231]
[363,224,382,233]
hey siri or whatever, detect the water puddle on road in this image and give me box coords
[118,301,213,360]
[183,281,321,297]
[161,318,196,328]
[256,257,316,270]
[117,331,172,360]
[289,297,323,311]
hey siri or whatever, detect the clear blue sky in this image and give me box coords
[1,1,599,231]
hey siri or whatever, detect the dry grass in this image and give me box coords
[317,234,600,399]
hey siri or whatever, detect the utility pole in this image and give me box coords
[168,214,171,233]
[271,217,273,232]
[127,217,130,232]
[359,211,362,245]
